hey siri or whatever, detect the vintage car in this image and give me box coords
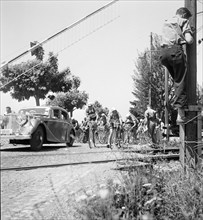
[0,106,75,151]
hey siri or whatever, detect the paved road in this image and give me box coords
[1,142,122,220]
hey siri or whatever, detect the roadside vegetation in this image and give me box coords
[73,160,203,220]
[38,140,202,220]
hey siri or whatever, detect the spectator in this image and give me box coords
[4,106,14,115]
[2,106,15,128]
[144,105,157,146]
[160,7,194,123]
[154,112,163,144]
[72,118,79,130]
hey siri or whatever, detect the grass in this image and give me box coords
[7,138,201,220]
[73,159,203,220]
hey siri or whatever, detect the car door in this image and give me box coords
[47,108,63,142]
[61,110,72,142]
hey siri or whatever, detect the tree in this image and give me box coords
[47,89,89,117]
[130,34,174,120]
[0,45,78,106]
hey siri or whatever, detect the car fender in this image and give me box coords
[29,118,47,136]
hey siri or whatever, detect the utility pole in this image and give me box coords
[164,68,170,142]
[179,0,202,168]
[149,32,152,106]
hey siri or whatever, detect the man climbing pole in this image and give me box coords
[160,7,194,123]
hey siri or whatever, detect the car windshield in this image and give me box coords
[18,108,48,115]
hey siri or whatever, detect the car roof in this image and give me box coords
[19,106,68,112]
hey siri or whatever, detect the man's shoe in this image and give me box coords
[176,116,187,123]
[177,108,187,123]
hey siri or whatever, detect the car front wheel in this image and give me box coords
[30,126,44,151]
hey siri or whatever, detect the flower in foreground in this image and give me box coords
[98,188,109,199]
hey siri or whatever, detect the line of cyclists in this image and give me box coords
[72,103,164,149]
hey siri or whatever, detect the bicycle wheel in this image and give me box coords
[76,128,83,143]
[110,128,116,147]
[88,123,93,148]
[117,128,124,148]
[97,128,108,144]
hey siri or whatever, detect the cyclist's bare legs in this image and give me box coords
[88,120,97,148]
[107,126,114,148]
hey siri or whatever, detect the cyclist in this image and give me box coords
[107,108,122,148]
[97,113,107,127]
[80,117,89,143]
[123,113,138,144]
[86,103,97,148]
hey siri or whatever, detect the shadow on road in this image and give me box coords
[0,143,83,152]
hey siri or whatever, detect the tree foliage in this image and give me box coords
[47,89,89,117]
[0,44,79,106]
[130,34,174,120]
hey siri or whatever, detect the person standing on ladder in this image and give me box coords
[160,7,194,123]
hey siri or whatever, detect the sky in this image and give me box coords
[1,0,203,122]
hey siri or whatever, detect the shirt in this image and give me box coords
[161,15,193,46]
[109,110,121,123]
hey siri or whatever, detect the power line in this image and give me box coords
[0,0,119,69]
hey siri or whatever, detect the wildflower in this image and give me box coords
[143,183,152,188]
[76,194,87,202]
[98,188,109,199]
[141,213,154,220]
[113,179,122,186]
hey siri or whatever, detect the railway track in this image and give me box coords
[1,149,179,172]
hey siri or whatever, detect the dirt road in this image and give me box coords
[1,143,120,220]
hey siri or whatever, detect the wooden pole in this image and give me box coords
[183,0,198,168]
[149,32,152,106]
[164,68,170,142]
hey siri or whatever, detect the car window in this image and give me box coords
[19,108,46,115]
[53,109,60,119]
[61,111,68,120]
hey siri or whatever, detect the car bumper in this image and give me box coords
[1,134,31,140]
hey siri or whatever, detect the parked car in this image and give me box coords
[1,106,75,151]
